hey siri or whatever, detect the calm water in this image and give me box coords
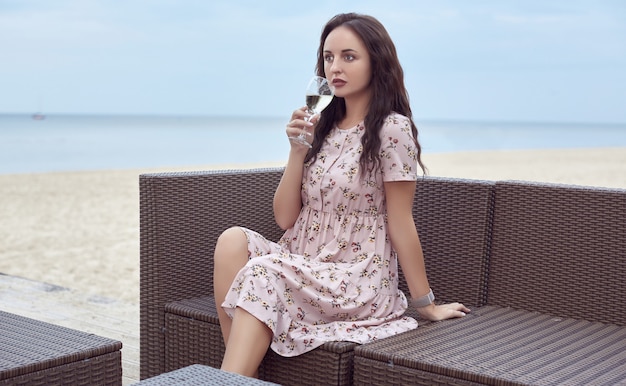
[1,114,625,174]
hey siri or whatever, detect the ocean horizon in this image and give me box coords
[1,113,625,175]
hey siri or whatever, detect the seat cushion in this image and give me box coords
[354,306,626,385]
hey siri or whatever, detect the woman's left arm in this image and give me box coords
[384,180,470,321]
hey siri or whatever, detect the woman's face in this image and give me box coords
[323,26,372,102]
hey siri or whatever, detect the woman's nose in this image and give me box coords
[329,60,341,74]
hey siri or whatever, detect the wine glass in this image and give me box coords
[289,76,334,148]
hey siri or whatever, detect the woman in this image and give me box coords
[213,12,470,377]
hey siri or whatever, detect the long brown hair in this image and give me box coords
[305,13,426,174]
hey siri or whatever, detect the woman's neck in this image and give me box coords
[339,93,370,130]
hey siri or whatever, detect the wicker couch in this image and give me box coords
[139,168,626,385]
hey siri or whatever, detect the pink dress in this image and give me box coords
[223,113,420,356]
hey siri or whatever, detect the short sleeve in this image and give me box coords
[379,114,419,182]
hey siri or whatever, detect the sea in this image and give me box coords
[1,114,625,175]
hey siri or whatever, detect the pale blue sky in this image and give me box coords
[1,0,625,123]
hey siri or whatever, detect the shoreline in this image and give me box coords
[1,147,625,304]
[422,147,626,188]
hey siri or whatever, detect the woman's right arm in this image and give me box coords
[273,108,313,230]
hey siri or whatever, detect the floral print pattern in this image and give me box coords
[223,113,420,357]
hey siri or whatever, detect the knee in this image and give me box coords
[214,227,248,265]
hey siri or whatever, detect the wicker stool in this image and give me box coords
[0,310,122,385]
[135,364,280,385]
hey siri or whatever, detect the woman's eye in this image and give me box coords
[344,54,355,61]
[324,55,334,62]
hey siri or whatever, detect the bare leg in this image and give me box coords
[221,307,272,377]
[213,227,249,346]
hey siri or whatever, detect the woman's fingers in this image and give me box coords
[290,106,308,121]
[444,302,471,318]
[286,107,315,144]
[418,302,471,321]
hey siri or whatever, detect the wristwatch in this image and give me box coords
[410,288,435,308]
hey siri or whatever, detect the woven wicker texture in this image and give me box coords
[0,310,122,385]
[259,341,357,386]
[410,177,494,307]
[164,297,224,370]
[354,306,626,385]
[164,295,357,386]
[136,364,280,385]
[354,357,483,386]
[488,181,626,325]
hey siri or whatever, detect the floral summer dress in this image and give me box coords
[222,113,420,357]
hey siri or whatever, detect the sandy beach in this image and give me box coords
[1,147,625,305]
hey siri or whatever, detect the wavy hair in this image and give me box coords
[305,13,426,174]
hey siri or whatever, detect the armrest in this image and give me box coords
[139,167,284,378]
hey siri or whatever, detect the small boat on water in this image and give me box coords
[32,96,46,120]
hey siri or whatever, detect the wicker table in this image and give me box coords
[135,364,280,385]
[0,310,122,385]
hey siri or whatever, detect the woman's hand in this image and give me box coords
[286,107,316,148]
[415,302,471,321]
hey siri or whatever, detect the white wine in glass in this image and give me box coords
[289,76,334,148]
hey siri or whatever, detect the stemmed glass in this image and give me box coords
[289,76,334,148]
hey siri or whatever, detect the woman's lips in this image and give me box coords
[332,79,346,87]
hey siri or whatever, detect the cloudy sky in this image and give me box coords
[1,0,625,123]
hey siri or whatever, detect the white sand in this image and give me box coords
[1,147,625,304]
